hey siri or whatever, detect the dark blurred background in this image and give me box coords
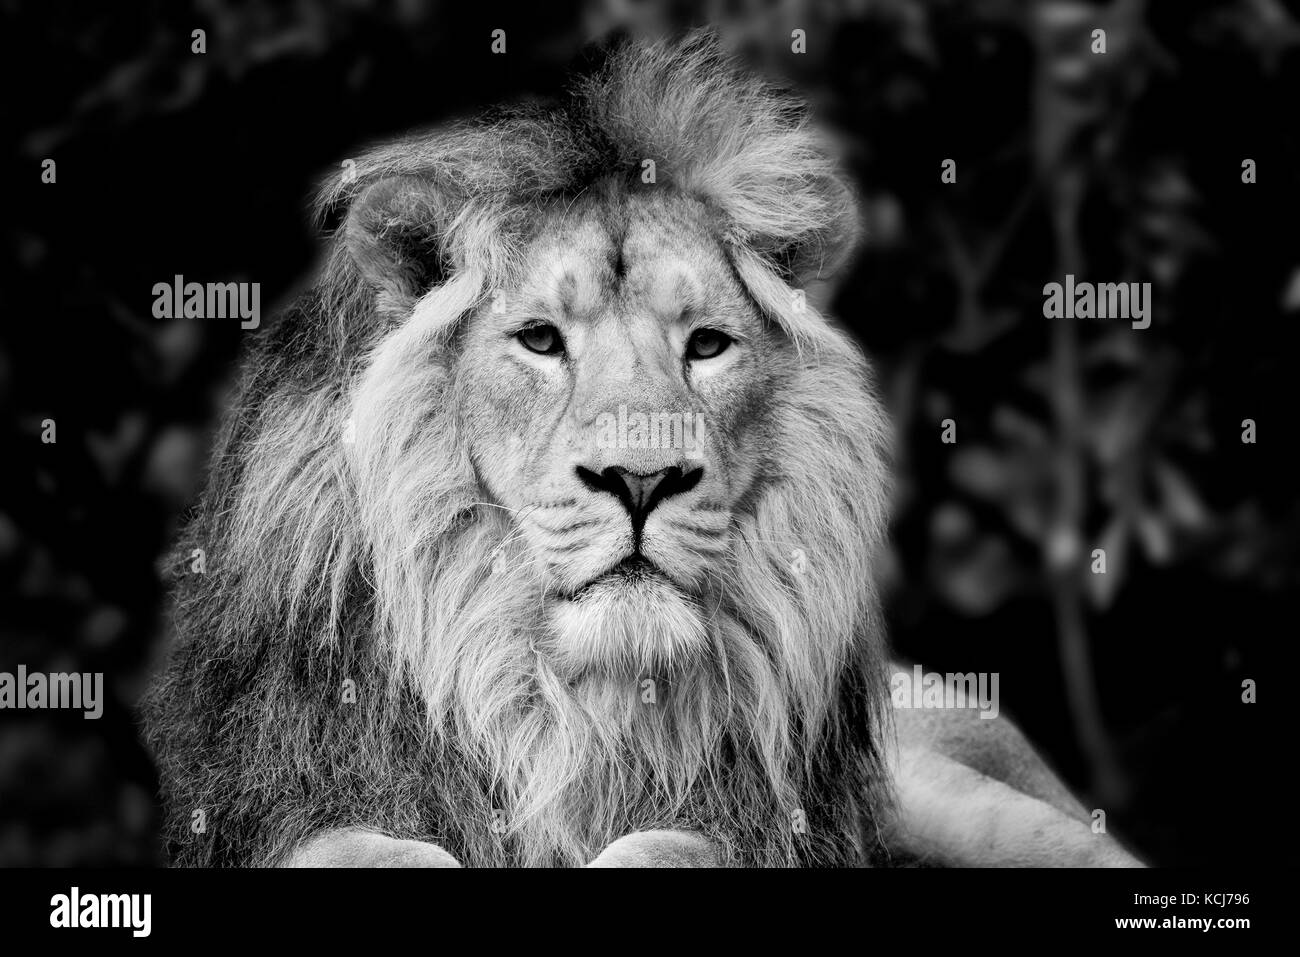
[1,0,1295,866]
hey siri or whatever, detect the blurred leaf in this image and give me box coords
[1136,511,1173,565]
[1154,460,1209,531]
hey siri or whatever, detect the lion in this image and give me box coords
[141,32,1141,868]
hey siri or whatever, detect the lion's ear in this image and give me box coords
[790,176,862,288]
[701,123,863,301]
[343,175,451,304]
[752,169,863,292]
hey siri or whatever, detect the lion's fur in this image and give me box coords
[142,32,895,867]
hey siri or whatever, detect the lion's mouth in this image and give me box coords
[566,554,669,600]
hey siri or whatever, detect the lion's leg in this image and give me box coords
[882,662,1142,865]
[586,830,719,868]
[282,828,461,867]
[885,745,1141,866]
[893,703,1092,820]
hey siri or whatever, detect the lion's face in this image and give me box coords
[454,190,780,679]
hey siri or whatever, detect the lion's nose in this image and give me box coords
[575,464,704,532]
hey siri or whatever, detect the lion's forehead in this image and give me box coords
[519,192,736,325]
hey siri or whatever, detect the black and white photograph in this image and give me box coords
[0,0,1289,939]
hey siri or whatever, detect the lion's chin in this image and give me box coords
[543,572,709,681]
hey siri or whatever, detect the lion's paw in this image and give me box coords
[285,829,461,868]
[586,830,718,868]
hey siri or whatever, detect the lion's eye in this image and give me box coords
[517,323,564,355]
[685,328,731,361]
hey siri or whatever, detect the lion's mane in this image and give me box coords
[143,32,894,867]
